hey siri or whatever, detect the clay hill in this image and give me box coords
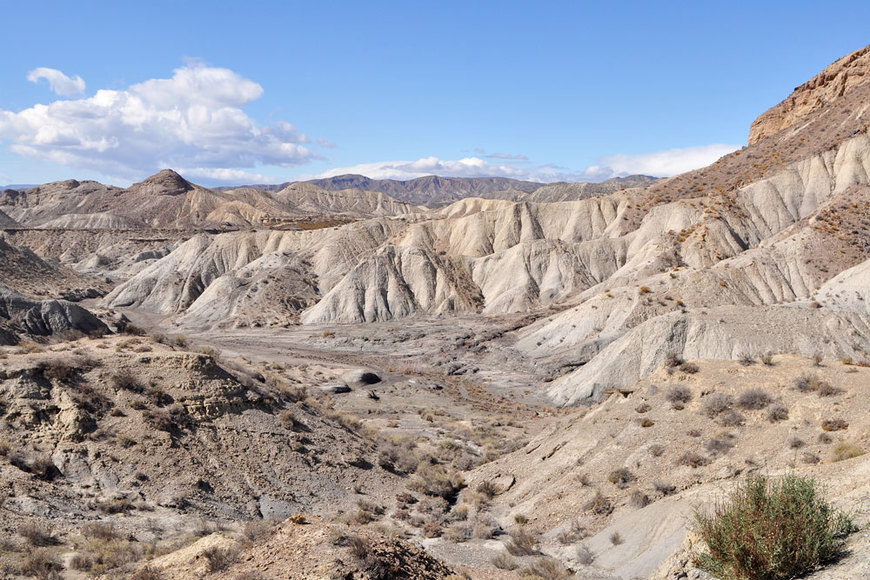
[101,45,870,407]
[0,44,869,579]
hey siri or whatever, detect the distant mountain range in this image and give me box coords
[220,174,658,207]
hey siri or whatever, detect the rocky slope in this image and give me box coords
[750,44,870,144]
[0,335,404,532]
[300,174,541,206]
[0,208,19,228]
[0,170,421,231]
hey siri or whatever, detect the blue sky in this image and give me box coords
[1,1,868,186]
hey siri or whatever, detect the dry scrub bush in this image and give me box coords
[475,480,498,499]
[607,468,636,489]
[717,409,745,427]
[679,361,700,374]
[706,437,734,455]
[767,402,789,423]
[665,385,692,409]
[410,465,465,501]
[521,557,570,579]
[665,352,684,368]
[802,452,821,464]
[18,522,58,547]
[584,491,613,515]
[202,546,238,573]
[821,418,848,432]
[737,389,772,410]
[610,531,624,545]
[793,373,822,392]
[504,528,539,556]
[677,452,711,468]
[817,382,843,397]
[702,393,733,418]
[112,370,144,393]
[130,567,164,580]
[19,548,62,577]
[556,519,587,544]
[694,474,855,580]
[832,442,864,462]
[491,553,518,570]
[654,481,677,496]
[81,522,120,541]
[629,490,650,508]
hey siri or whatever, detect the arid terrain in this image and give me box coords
[1,45,869,579]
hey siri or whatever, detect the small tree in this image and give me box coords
[693,474,855,579]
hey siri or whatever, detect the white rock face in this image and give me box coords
[546,306,870,405]
[814,258,870,314]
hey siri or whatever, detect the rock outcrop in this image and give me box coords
[749,44,870,144]
[0,286,109,344]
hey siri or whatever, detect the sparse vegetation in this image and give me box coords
[583,491,613,515]
[607,467,636,489]
[491,552,518,570]
[504,528,539,556]
[679,361,700,374]
[665,352,684,368]
[767,402,789,422]
[821,418,848,432]
[609,531,624,545]
[629,489,650,508]
[702,393,733,418]
[648,444,665,457]
[832,441,864,462]
[718,408,745,427]
[654,480,677,496]
[666,385,692,409]
[677,452,711,468]
[694,474,855,580]
[112,370,144,393]
[521,556,570,579]
[737,388,772,410]
[706,437,734,455]
[18,522,58,547]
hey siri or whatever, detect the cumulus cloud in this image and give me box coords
[1,64,315,181]
[588,144,740,179]
[178,167,278,184]
[26,67,86,97]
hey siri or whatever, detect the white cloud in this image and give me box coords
[1,64,315,181]
[310,156,531,181]
[306,144,738,184]
[590,144,740,178]
[26,67,86,97]
[178,167,278,184]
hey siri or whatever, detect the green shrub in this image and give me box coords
[694,474,855,579]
